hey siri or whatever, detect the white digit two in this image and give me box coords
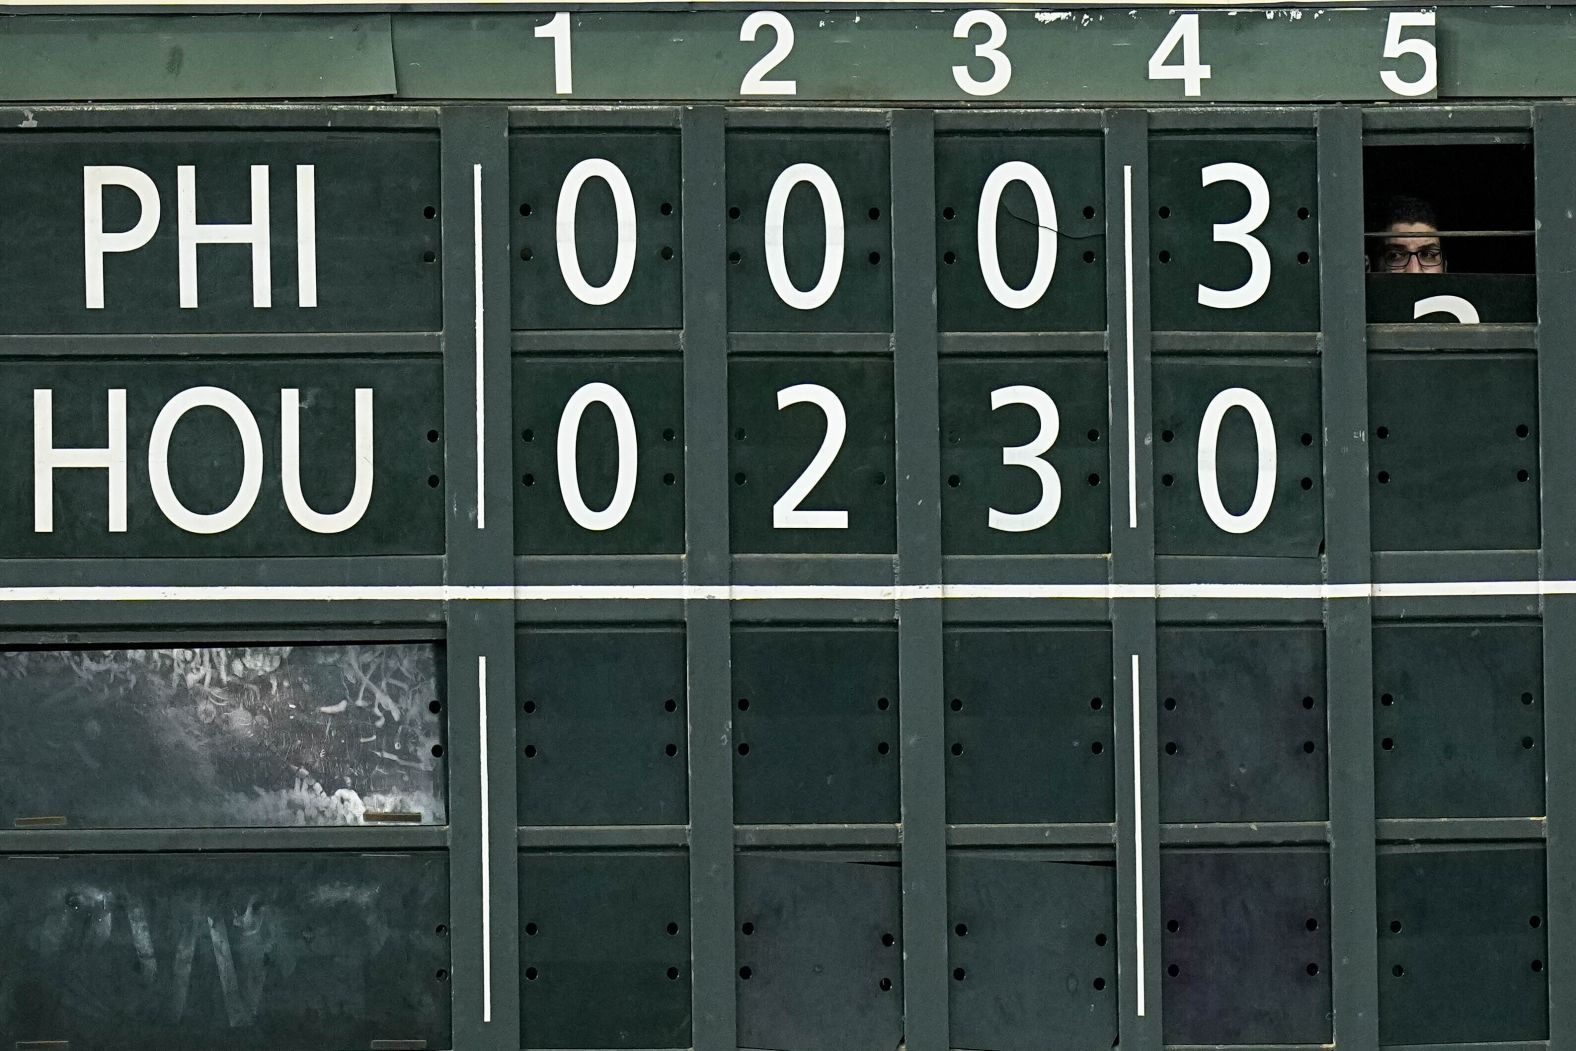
[773,383,848,529]
[988,385,1062,533]
[1197,162,1271,310]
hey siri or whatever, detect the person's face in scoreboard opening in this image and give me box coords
[1378,195,1447,274]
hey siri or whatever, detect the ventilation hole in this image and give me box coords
[1091,697,1103,711]
[943,206,957,221]
[1088,428,1101,442]
[953,968,966,981]
[734,427,747,441]
[1162,473,1175,487]
[1532,915,1543,928]
[1301,432,1313,446]
[728,206,741,220]
[525,966,539,980]
[1095,933,1108,946]
[728,251,742,265]
[951,698,963,711]
[1083,250,1097,263]
[948,474,962,488]
[1093,976,1107,990]
[1088,473,1101,487]
[1161,430,1175,443]
[872,471,886,486]
[737,743,750,756]
[422,250,437,264]
[1158,250,1172,264]
[430,744,444,758]
[1523,691,1536,706]
[427,475,441,488]
[436,924,449,936]
[1306,918,1320,931]
[877,696,891,711]
[660,246,674,261]
[665,698,678,713]
[881,932,895,947]
[660,201,674,216]
[1298,206,1312,220]
[737,966,751,980]
[1376,470,1391,485]
[869,252,882,266]
[1302,696,1315,710]
[663,473,676,486]
[1517,423,1531,438]
[1091,740,1104,755]
[667,921,680,936]
[1164,742,1178,756]
[1158,206,1172,219]
[1381,738,1394,751]
[1164,697,1177,711]
[951,742,964,757]
[524,745,537,758]
[1533,959,1545,973]
[1517,468,1531,483]
[1167,919,1180,933]
[1297,251,1311,265]
[943,250,957,265]
[869,206,882,221]
[519,203,532,217]
[429,700,442,714]
[665,743,678,757]
[1304,741,1317,754]
[1389,920,1403,933]
[742,922,755,935]
[1393,964,1406,977]
[433,967,448,981]
[1381,692,1395,706]
[879,976,893,991]
[737,698,750,711]
[1306,962,1320,976]
[423,205,438,220]
[954,923,968,937]
[526,922,539,936]
[521,474,535,487]
[1167,964,1180,977]
[524,701,537,714]
[1376,425,1390,439]
[1301,477,1314,491]
[522,428,535,442]
[735,472,748,486]
[426,429,440,443]
[877,741,891,756]
[1083,205,1097,219]
[1523,736,1537,749]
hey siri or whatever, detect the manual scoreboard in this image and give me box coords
[0,6,1570,1051]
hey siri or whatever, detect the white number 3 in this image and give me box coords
[1197,162,1271,311]
[952,10,1011,97]
[988,385,1062,533]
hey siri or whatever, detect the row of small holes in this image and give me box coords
[1375,424,1530,440]
[951,697,1105,711]
[944,248,1098,266]
[943,204,1097,222]
[1160,472,1313,491]
[521,246,676,263]
[522,472,678,487]
[521,201,675,218]
[524,919,682,936]
[526,965,685,981]
[734,471,886,486]
[525,920,688,981]
[727,250,883,266]
[1164,739,1318,755]
[951,472,1102,488]
[522,698,678,713]
[949,429,1100,446]
[1379,691,1536,707]
[1164,696,1317,711]
[737,741,893,757]
[731,205,880,222]
[524,427,679,443]
[1156,249,1310,265]
[1156,205,1313,222]
[1169,917,1320,933]
[738,696,893,711]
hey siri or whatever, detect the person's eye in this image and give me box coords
[1381,249,1407,264]
[1419,246,1442,263]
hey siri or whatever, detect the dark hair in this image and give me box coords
[1383,194,1439,230]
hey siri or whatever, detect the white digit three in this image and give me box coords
[1197,387,1276,534]
[558,382,637,531]
[765,163,843,310]
[978,161,1056,309]
[989,385,1061,533]
[773,384,848,529]
[557,158,636,306]
[952,10,1011,97]
[1197,162,1271,310]
[740,11,796,95]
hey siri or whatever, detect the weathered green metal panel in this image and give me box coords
[725,131,891,333]
[934,132,1105,332]
[511,130,683,330]
[0,133,440,333]
[0,851,451,1049]
[1157,626,1328,823]
[0,356,446,557]
[1377,846,1549,1044]
[518,851,691,1049]
[516,626,688,826]
[943,626,1114,824]
[735,854,903,1051]
[1373,622,1544,819]
[1153,357,1324,557]
[1369,354,1540,552]
[947,856,1118,1051]
[0,643,446,829]
[729,356,895,555]
[1160,848,1333,1045]
[939,358,1109,556]
[732,626,899,824]
[513,356,685,555]
[1150,134,1320,332]
[1366,273,1538,324]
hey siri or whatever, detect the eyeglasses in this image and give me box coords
[1379,244,1444,271]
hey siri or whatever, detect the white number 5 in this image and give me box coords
[1197,162,1271,311]
[988,385,1061,533]
[1381,12,1437,98]
[952,10,1011,97]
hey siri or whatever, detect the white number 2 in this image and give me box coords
[740,11,797,96]
[1381,12,1437,98]
[773,384,848,530]
[533,12,573,95]
[952,10,1012,97]
[988,385,1062,533]
[1148,13,1211,98]
[1197,162,1271,311]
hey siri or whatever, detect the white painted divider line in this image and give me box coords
[473,163,487,531]
[0,580,1559,602]
[477,654,492,1023]
[1130,652,1146,1018]
[1123,165,1138,531]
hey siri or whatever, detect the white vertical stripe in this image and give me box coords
[1123,165,1138,530]
[478,653,492,1022]
[295,165,317,307]
[474,163,486,531]
[1131,652,1146,1017]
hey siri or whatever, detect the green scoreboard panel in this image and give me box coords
[3,7,1576,1051]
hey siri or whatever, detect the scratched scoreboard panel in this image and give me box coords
[0,48,1567,1051]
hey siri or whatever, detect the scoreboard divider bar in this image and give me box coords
[1105,106,1163,1051]
[1533,101,1576,1050]
[1315,104,1381,1051]
[679,105,739,1051]
[891,107,949,1051]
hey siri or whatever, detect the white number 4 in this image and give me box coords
[1148,13,1211,98]
[1381,12,1437,97]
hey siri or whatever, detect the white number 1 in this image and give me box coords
[534,12,573,95]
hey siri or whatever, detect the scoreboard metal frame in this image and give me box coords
[0,11,1573,1051]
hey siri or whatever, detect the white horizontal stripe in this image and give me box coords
[0,580,1560,602]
